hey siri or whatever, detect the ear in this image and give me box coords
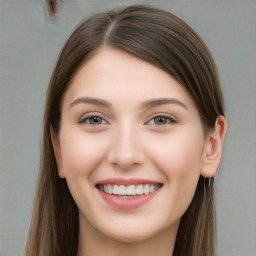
[201,115,227,178]
[50,125,65,178]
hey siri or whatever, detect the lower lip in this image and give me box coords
[97,187,162,210]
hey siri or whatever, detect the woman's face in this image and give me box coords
[53,47,208,243]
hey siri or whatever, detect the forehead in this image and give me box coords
[62,47,197,112]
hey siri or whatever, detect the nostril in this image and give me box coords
[107,148,145,168]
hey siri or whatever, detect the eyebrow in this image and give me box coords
[69,97,188,111]
[140,98,189,111]
[69,97,112,109]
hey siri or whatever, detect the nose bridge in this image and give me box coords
[107,120,144,169]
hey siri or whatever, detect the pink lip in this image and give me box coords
[98,188,161,210]
[96,178,163,210]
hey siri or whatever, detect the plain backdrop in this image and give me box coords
[0,0,255,255]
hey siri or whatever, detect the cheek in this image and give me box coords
[58,128,110,217]
[59,128,108,178]
[148,128,204,174]
[146,128,204,209]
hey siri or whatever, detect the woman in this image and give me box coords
[24,5,226,256]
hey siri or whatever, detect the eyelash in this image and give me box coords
[148,115,177,125]
[78,115,107,125]
[78,114,177,126]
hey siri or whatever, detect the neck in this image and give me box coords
[77,216,179,256]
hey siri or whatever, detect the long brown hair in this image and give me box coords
[24,5,224,256]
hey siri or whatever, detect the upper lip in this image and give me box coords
[96,178,162,186]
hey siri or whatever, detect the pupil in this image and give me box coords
[155,117,166,124]
[91,116,101,124]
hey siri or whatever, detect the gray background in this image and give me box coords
[0,0,255,255]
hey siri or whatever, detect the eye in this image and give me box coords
[79,115,107,125]
[148,115,176,125]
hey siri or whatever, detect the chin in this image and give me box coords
[103,231,155,244]
[96,217,179,244]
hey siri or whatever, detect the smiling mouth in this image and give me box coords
[96,184,162,198]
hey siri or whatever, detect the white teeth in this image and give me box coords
[99,184,161,196]
[149,184,154,193]
[113,184,118,194]
[144,184,150,195]
[118,185,126,195]
[107,184,112,194]
[136,184,143,195]
[127,185,136,195]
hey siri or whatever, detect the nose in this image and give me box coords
[107,125,145,169]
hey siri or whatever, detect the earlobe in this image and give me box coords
[201,115,227,178]
[50,125,65,178]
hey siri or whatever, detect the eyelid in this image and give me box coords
[146,113,177,125]
[78,112,108,124]
[77,112,177,126]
